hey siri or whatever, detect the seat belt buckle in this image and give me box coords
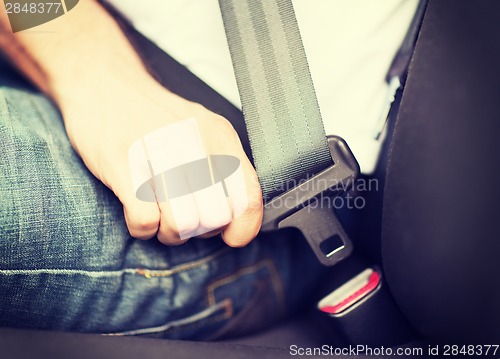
[318,267,418,346]
[261,136,360,266]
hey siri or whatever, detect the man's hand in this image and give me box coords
[63,81,262,246]
[0,0,263,246]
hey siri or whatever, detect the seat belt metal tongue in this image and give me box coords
[262,136,358,266]
[219,0,359,266]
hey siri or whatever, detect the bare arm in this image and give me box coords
[0,0,154,100]
[0,0,262,246]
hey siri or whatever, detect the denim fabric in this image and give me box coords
[0,71,326,340]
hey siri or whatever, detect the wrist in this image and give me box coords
[54,67,164,109]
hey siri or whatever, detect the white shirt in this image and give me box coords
[106,0,419,174]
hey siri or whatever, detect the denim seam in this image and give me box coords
[102,298,232,336]
[0,247,230,277]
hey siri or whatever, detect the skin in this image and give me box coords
[0,0,263,247]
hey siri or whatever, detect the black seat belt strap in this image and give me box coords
[218,0,332,201]
[219,0,359,265]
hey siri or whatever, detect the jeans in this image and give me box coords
[0,69,326,340]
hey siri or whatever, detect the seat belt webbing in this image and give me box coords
[218,0,333,201]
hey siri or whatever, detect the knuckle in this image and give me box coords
[132,215,158,232]
[222,218,261,248]
[225,232,253,248]
[128,228,155,240]
[157,231,186,246]
[175,217,200,238]
[199,212,232,232]
[127,214,159,239]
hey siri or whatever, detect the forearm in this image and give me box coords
[0,0,161,108]
[0,0,263,247]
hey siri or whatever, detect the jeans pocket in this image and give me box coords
[204,258,287,340]
[104,258,288,340]
[102,298,233,340]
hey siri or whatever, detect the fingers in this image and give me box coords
[156,194,199,245]
[220,155,263,247]
[124,116,263,246]
[114,168,161,240]
[195,183,232,233]
[123,201,160,240]
[120,138,162,239]
[130,118,204,244]
[157,164,233,244]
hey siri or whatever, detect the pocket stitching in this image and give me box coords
[102,298,232,337]
[206,258,286,315]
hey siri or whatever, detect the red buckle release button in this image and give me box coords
[318,268,381,315]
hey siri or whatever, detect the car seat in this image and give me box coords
[1,0,499,357]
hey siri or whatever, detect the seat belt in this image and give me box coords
[219,0,359,265]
